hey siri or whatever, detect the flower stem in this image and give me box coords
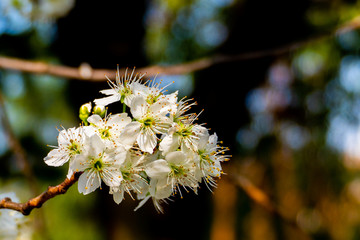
[122,104,126,113]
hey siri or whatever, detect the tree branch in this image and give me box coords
[0,172,81,215]
[0,16,360,80]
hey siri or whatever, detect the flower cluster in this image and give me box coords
[44,68,230,212]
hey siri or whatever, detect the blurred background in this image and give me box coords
[1,0,360,239]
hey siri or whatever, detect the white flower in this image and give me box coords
[194,133,229,188]
[44,126,87,167]
[159,122,209,155]
[94,67,145,107]
[119,96,172,153]
[87,113,131,146]
[72,134,126,195]
[160,104,208,155]
[137,78,178,107]
[110,152,148,204]
[135,150,200,212]
[145,151,198,198]
[134,178,172,213]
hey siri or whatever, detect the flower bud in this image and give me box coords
[79,102,92,125]
[93,105,106,118]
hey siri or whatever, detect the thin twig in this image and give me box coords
[229,173,276,212]
[0,172,81,215]
[0,16,360,80]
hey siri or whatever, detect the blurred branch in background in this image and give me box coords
[0,91,39,195]
[0,172,81,215]
[0,90,50,236]
[229,172,312,240]
[0,16,360,80]
[207,158,314,240]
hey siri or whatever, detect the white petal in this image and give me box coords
[164,91,178,104]
[87,114,103,127]
[101,167,122,187]
[148,178,157,196]
[149,100,171,116]
[44,148,69,167]
[197,131,210,150]
[66,155,88,179]
[124,94,135,107]
[69,154,88,172]
[165,151,187,165]
[83,126,96,137]
[119,122,141,149]
[58,129,69,146]
[145,159,170,179]
[88,134,105,156]
[135,180,150,199]
[194,167,203,181]
[193,125,209,139]
[112,147,128,166]
[159,134,179,155]
[158,92,178,113]
[100,89,117,95]
[112,189,124,204]
[208,133,218,149]
[130,96,148,119]
[94,94,120,106]
[181,142,196,155]
[134,195,151,211]
[108,113,132,132]
[153,178,173,199]
[137,129,157,153]
[78,171,101,195]
[131,82,148,97]
[209,161,222,177]
[107,114,122,125]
